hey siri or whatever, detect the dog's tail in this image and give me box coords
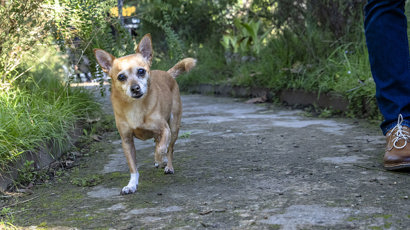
[167,58,196,78]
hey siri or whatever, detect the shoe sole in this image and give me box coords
[384,163,410,171]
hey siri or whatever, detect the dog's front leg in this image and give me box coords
[119,131,139,195]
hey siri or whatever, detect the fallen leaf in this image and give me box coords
[245,96,267,104]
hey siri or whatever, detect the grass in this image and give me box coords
[0,46,100,171]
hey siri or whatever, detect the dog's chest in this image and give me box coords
[120,110,154,140]
[123,104,158,138]
[124,108,146,129]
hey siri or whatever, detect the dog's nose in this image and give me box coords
[131,85,141,93]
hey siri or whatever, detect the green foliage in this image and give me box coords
[177,40,231,90]
[134,0,234,42]
[51,0,134,83]
[175,0,380,118]
[222,19,270,56]
[238,19,270,56]
[139,12,184,61]
[0,0,51,82]
[221,35,239,54]
[0,0,129,171]
[179,131,192,139]
[132,0,235,60]
[251,0,365,39]
[0,46,100,170]
[0,207,15,226]
[16,160,37,185]
[0,0,133,84]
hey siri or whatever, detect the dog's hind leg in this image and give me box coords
[165,126,178,174]
[154,138,162,168]
[154,123,172,172]
[165,102,182,174]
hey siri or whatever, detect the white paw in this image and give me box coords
[120,172,139,195]
[121,185,137,195]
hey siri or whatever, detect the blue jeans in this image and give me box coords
[364,0,410,134]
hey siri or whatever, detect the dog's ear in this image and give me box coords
[135,34,153,65]
[94,49,115,73]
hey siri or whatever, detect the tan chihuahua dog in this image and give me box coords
[94,34,196,195]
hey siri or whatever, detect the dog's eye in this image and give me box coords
[117,74,127,81]
[137,68,146,76]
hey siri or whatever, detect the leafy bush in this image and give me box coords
[251,0,366,39]
[0,0,51,82]
[129,0,235,60]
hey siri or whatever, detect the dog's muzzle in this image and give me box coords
[130,84,143,98]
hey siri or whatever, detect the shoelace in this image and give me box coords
[389,114,409,150]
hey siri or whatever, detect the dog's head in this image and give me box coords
[94,34,153,99]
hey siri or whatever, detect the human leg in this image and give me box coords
[364,0,410,169]
[365,0,410,134]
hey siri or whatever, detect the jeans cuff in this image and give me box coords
[382,119,410,135]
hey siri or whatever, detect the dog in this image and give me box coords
[94,34,196,195]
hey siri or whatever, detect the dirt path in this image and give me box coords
[5,89,410,229]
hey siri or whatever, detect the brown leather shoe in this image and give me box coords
[384,115,410,170]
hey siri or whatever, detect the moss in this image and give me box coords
[369,227,382,230]
[179,131,192,139]
[369,214,392,220]
[268,225,281,230]
[384,222,392,229]
[71,175,103,187]
[38,222,47,227]
[347,217,359,222]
